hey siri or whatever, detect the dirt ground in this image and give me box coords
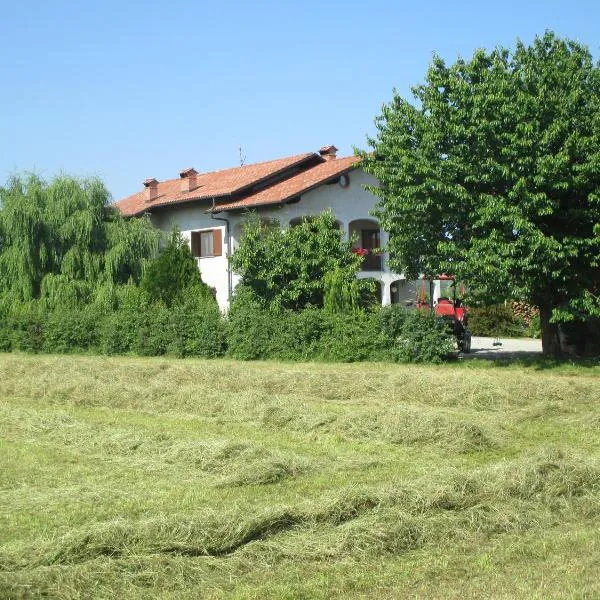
[466,336,542,359]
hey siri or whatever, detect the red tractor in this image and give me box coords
[416,275,472,353]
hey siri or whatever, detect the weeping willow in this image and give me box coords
[0,173,160,312]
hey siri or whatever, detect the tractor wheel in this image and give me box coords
[461,330,472,354]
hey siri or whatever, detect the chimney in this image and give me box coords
[319,145,338,161]
[179,167,199,193]
[143,178,159,203]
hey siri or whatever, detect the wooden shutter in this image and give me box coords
[190,231,200,257]
[212,228,222,257]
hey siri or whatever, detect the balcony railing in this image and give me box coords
[352,248,383,271]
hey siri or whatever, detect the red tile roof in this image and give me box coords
[213,155,360,212]
[114,151,361,217]
[114,152,316,217]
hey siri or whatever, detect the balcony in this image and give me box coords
[352,248,382,271]
[349,219,382,271]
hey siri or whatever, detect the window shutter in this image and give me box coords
[190,232,200,257]
[213,228,222,257]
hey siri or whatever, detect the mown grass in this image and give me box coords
[1,354,600,599]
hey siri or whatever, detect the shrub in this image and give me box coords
[99,283,152,355]
[100,309,148,355]
[4,303,47,353]
[378,304,409,340]
[318,311,388,362]
[391,310,454,364]
[166,305,227,359]
[227,286,277,360]
[468,304,527,337]
[140,229,209,307]
[527,314,541,339]
[230,211,362,311]
[227,288,453,364]
[44,307,102,353]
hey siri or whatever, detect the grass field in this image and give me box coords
[1,354,600,599]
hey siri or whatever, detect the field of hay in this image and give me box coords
[1,354,600,599]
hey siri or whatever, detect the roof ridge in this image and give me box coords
[114,151,360,217]
[151,152,317,185]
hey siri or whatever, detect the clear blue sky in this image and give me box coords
[1,0,599,201]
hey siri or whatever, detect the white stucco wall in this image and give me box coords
[150,168,407,310]
[228,169,405,306]
[150,210,230,310]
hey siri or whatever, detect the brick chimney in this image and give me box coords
[179,167,199,193]
[319,145,338,161]
[143,178,159,203]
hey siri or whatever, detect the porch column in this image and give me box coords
[381,280,391,306]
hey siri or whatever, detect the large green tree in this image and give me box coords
[361,32,600,356]
[230,211,364,311]
[0,173,160,311]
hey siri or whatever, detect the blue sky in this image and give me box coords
[1,0,599,201]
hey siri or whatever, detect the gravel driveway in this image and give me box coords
[465,336,542,359]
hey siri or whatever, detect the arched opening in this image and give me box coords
[349,218,381,271]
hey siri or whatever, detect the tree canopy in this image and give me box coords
[230,211,365,311]
[361,32,600,356]
[140,228,213,307]
[0,173,160,311]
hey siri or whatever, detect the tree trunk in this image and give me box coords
[538,302,563,358]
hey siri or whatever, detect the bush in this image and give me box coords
[318,311,388,362]
[140,229,208,307]
[3,303,47,353]
[166,303,227,359]
[227,286,278,360]
[44,307,102,353]
[391,310,454,364]
[100,309,148,355]
[227,288,453,364]
[468,304,527,337]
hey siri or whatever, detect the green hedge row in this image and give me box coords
[0,302,227,359]
[226,288,453,363]
[0,296,455,364]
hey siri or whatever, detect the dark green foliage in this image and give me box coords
[230,211,365,310]
[100,285,224,358]
[559,318,600,357]
[318,311,389,362]
[468,305,527,338]
[392,311,455,364]
[227,289,453,363]
[44,307,102,354]
[360,32,600,357]
[378,304,410,339]
[226,286,278,360]
[3,304,46,353]
[100,309,148,355]
[140,229,208,307]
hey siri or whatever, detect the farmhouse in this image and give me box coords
[115,145,417,311]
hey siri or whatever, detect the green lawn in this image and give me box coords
[1,354,600,599]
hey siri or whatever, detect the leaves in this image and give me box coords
[360,32,600,328]
[230,211,364,311]
[0,173,160,312]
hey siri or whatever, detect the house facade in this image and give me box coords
[115,145,422,311]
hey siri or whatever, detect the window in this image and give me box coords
[200,231,213,256]
[190,228,222,258]
[362,229,380,250]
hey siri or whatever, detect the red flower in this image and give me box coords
[352,247,369,256]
